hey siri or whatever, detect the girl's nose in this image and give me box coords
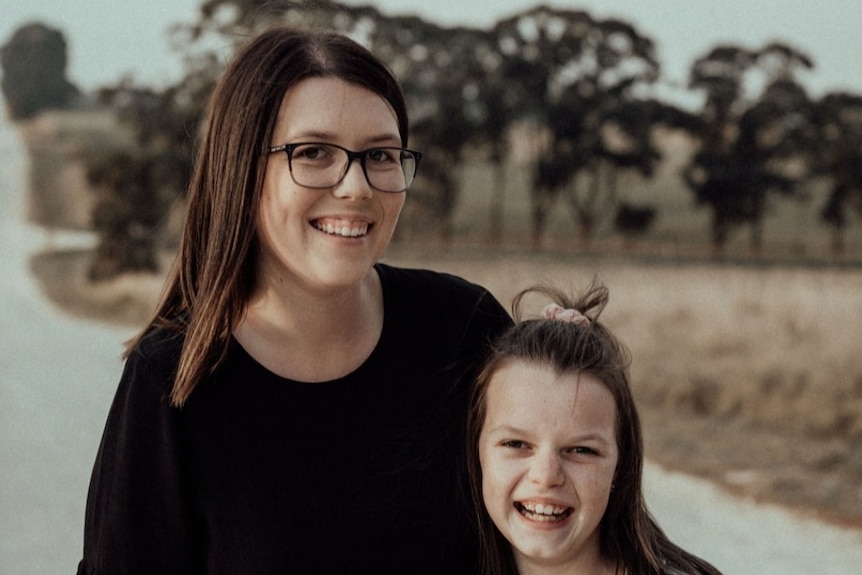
[528,451,565,487]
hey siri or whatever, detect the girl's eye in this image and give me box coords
[568,446,599,456]
[502,440,527,449]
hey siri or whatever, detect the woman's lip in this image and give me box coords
[312,215,373,226]
[311,217,373,238]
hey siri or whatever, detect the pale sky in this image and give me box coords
[1,0,860,98]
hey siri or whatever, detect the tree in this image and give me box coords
[683,42,814,255]
[369,20,505,240]
[84,74,204,279]
[811,92,862,255]
[87,151,165,280]
[0,22,79,120]
[493,7,665,247]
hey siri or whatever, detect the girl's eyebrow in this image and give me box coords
[485,424,530,436]
[487,425,614,446]
[569,432,615,446]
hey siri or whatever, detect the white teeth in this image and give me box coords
[521,502,570,517]
[315,221,368,237]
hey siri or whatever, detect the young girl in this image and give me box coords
[466,283,722,575]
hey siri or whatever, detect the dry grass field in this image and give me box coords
[30,245,862,529]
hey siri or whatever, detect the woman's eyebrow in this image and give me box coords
[284,130,401,145]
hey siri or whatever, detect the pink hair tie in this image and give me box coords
[541,303,590,326]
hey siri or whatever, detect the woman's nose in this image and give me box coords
[333,158,373,200]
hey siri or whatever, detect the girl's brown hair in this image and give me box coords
[466,281,722,575]
[125,27,409,406]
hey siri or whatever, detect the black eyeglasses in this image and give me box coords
[267,142,422,193]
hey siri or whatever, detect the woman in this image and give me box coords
[466,283,723,575]
[77,27,512,575]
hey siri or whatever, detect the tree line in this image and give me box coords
[3,1,861,279]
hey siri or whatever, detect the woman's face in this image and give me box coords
[478,361,619,573]
[257,77,405,295]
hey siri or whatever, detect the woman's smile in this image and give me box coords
[311,217,372,238]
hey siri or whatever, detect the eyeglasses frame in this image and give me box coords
[267,142,423,193]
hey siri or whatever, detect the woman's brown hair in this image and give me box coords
[466,281,722,575]
[124,27,410,406]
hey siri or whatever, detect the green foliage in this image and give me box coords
[683,42,817,253]
[491,7,665,245]
[0,22,80,120]
[84,76,204,279]
[87,152,165,280]
[810,92,862,253]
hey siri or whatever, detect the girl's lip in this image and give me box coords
[515,499,575,522]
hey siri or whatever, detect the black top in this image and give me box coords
[77,264,513,575]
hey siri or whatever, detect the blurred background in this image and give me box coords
[2,1,862,574]
[4,0,862,263]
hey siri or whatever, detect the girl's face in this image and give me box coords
[478,361,619,573]
[257,77,405,295]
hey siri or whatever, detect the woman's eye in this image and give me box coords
[568,446,599,456]
[294,145,330,161]
[366,148,397,164]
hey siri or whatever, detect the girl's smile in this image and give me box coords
[479,361,619,573]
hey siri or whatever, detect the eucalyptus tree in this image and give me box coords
[364,19,511,240]
[811,92,862,255]
[683,42,814,254]
[84,69,208,278]
[492,7,662,247]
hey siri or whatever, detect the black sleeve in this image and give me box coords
[77,343,201,575]
[461,286,513,363]
[432,280,514,572]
